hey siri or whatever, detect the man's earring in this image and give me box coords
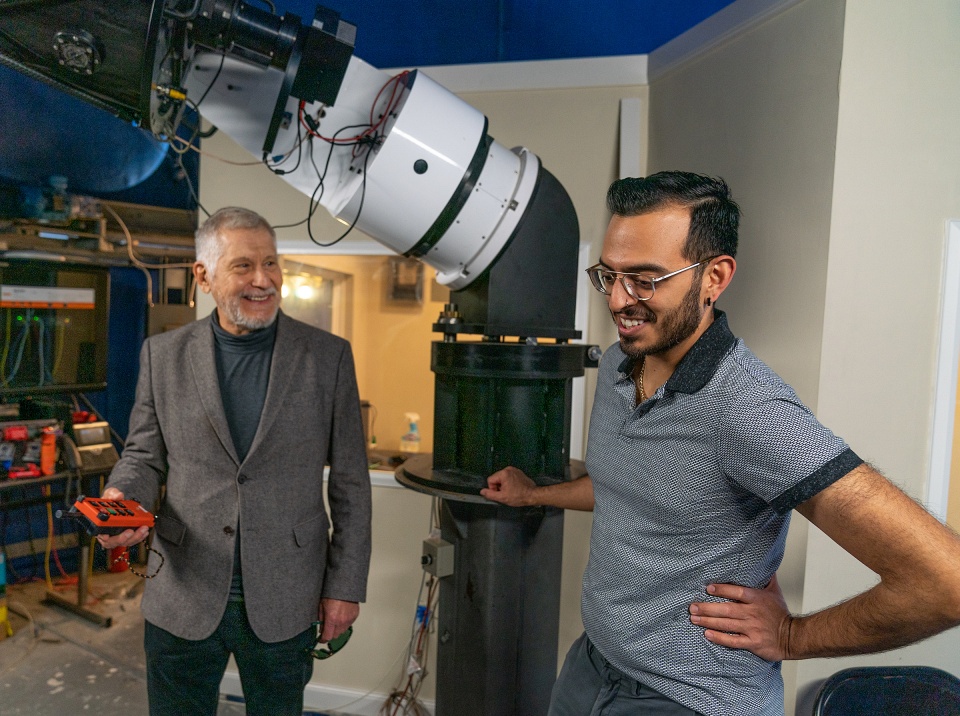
[706,297,712,307]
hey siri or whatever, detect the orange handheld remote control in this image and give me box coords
[56,495,155,536]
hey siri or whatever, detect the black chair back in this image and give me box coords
[813,666,960,715]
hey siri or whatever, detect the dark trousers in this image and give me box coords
[549,632,704,716]
[144,599,315,716]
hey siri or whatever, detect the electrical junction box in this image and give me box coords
[421,535,454,578]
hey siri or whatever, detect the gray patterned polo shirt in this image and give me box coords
[581,311,862,715]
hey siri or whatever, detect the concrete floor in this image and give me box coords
[0,571,352,715]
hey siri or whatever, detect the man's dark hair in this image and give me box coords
[606,171,740,260]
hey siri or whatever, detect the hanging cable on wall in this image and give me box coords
[379,496,441,716]
[100,203,196,308]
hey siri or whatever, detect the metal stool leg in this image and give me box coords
[42,537,112,627]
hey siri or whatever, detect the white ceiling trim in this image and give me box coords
[276,235,387,255]
[385,54,649,93]
[648,0,804,81]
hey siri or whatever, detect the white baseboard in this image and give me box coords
[220,670,435,715]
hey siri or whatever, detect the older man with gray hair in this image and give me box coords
[99,206,372,716]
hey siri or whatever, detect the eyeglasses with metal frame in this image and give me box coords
[585,259,711,301]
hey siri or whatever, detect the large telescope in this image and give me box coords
[0,2,599,713]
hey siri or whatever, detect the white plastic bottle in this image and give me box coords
[400,412,421,453]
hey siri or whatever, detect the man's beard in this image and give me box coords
[618,278,703,360]
[220,291,279,331]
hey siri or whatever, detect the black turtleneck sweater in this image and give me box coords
[210,311,277,600]
[210,311,277,462]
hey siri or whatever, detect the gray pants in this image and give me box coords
[549,633,703,716]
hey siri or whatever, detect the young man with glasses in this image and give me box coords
[481,172,960,716]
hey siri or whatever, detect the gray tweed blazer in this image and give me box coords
[106,311,372,642]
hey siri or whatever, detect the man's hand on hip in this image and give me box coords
[688,573,792,662]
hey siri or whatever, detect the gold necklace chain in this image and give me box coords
[637,358,647,402]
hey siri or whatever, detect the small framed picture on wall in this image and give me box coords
[387,257,424,304]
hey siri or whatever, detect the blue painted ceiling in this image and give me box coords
[282,0,738,67]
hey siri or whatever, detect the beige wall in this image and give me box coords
[648,0,844,406]
[795,0,960,711]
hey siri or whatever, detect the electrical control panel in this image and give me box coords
[421,535,454,578]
